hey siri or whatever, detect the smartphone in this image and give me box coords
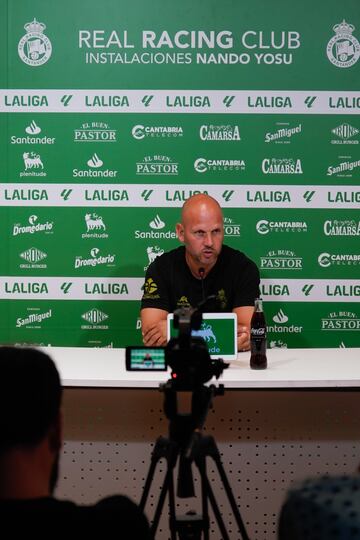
[125,346,167,371]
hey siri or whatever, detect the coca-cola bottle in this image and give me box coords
[250,298,267,369]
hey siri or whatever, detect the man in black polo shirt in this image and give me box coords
[140,194,260,351]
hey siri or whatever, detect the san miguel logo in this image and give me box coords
[326,20,360,68]
[18,19,52,66]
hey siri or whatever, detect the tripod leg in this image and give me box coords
[201,435,250,540]
[140,436,179,540]
[196,457,231,540]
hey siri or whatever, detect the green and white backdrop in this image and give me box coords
[0,0,359,350]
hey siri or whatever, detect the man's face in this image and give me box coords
[176,207,224,269]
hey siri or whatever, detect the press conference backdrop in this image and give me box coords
[0,0,359,350]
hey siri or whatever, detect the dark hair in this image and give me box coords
[0,347,62,452]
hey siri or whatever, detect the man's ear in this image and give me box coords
[176,222,184,242]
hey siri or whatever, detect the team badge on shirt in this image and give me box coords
[142,277,160,298]
[216,289,227,309]
[176,295,191,308]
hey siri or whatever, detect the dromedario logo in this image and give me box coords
[326,20,360,68]
[18,19,52,66]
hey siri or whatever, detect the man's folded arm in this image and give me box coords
[141,307,169,346]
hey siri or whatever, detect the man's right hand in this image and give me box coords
[141,308,168,346]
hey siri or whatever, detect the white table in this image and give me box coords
[42,346,360,388]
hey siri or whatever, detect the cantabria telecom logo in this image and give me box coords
[326,20,360,68]
[194,158,245,173]
[11,121,55,145]
[318,252,360,268]
[256,220,307,235]
[132,125,183,139]
[260,250,303,270]
[18,19,52,66]
[264,123,302,144]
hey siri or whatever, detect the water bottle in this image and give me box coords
[250,298,267,369]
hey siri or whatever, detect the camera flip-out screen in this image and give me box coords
[167,312,237,360]
[125,346,167,371]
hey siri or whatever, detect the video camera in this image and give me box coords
[126,305,228,390]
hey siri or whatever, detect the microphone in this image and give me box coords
[198,267,205,303]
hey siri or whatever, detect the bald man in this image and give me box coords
[140,194,260,351]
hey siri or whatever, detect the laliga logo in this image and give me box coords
[326,20,360,68]
[256,220,270,235]
[18,19,52,66]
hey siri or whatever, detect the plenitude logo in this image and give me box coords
[82,213,108,239]
[20,151,46,178]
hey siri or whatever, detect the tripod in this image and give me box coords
[140,381,250,540]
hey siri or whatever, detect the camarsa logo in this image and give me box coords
[18,19,52,66]
[324,219,360,236]
[199,125,240,141]
[262,158,303,174]
[326,20,360,68]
